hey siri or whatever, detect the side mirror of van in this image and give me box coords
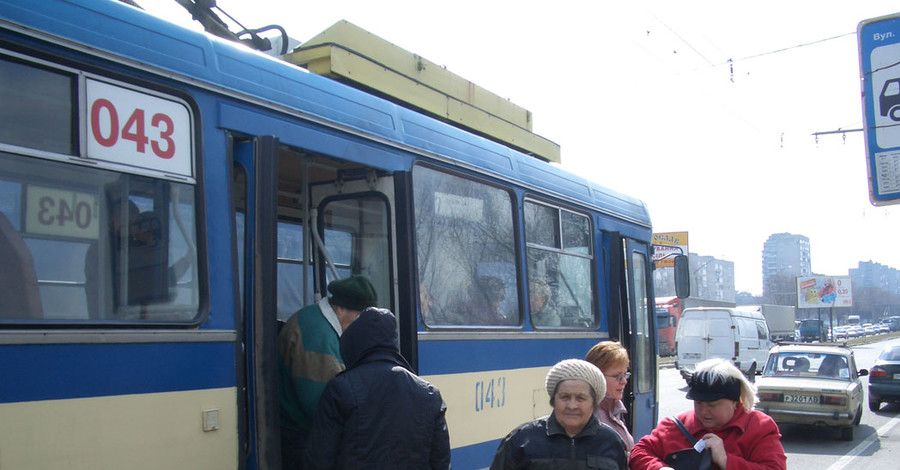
[674,254,690,299]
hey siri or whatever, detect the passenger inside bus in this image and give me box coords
[530,278,559,326]
[84,195,194,319]
[83,197,138,317]
[0,211,43,319]
[466,276,513,325]
[419,282,442,324]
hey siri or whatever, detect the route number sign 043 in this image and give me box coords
[859,13,900,206]
[86,78,193,180]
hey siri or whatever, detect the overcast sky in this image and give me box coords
[150,0,900,295]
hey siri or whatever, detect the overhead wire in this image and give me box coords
[643,15,862,146]
[724,31,856,66]
[647,11,716,66]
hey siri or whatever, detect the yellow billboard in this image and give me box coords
[652,232,688,268]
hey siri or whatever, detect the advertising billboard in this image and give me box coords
[652,232,688,268]
[796,276,852,308]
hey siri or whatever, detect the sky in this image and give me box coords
[147,0,900,295]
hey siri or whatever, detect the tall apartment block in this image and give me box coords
[762,233,811,299]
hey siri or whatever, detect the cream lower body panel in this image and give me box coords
[0,387,238,470]
[423,366,553,449]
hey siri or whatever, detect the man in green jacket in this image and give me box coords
[277,275,377,470]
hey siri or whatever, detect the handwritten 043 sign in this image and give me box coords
[86,79,193,179]
[796,276,852,309]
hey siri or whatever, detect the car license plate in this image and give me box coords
[894,373,900,380]
[683,353,701,359]
[783,394,819,403]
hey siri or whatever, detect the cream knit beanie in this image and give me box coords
[545,359,606,400]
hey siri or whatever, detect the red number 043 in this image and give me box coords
[90,99,176,159]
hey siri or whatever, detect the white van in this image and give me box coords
[675,307,772,382]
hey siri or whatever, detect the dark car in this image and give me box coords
[869,345,900,411]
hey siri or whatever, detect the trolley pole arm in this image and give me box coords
[172,0,241,43]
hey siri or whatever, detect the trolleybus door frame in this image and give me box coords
[608,233,658,437]
[624,237,657,438]
[233,135,281,470]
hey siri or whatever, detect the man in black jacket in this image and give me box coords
[304,307,451,469]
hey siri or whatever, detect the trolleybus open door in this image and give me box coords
[610,233,658,440]
[232,136,281,470]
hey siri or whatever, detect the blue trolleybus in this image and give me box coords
[0,1,661,468]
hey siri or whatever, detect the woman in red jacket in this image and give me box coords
[630,359,786,470]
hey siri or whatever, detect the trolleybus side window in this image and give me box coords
[0,55,75,155]
[319,195,392,308]
[413,165,519,327]
[276,220,307,321]
[274,219,373,322]
[0,53,200,324]
[524,200,595,328]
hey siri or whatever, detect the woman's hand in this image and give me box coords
[701,433,727,469]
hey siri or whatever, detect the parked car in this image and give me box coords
[755,343,868,441]
[869,345,900,411]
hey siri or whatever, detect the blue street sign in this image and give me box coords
[859,13,900,206]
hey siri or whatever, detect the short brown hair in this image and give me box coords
[585,341,630,372]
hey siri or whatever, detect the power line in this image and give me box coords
[647,11,715,66]
[724,31,856,65]
[645,26,857,78]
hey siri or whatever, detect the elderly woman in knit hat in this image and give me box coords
[490,359,627,469]
[630,358,786,470]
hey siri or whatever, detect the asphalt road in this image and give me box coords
[655,336,900,469]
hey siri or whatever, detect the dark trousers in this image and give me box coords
[280,427,306,470]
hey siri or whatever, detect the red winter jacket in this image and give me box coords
[629,407,786,470]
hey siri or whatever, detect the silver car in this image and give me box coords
[755,343,868,441]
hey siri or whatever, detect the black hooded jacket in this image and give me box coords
[304,308,451,469]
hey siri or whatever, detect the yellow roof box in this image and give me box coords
[284,20,560,163]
